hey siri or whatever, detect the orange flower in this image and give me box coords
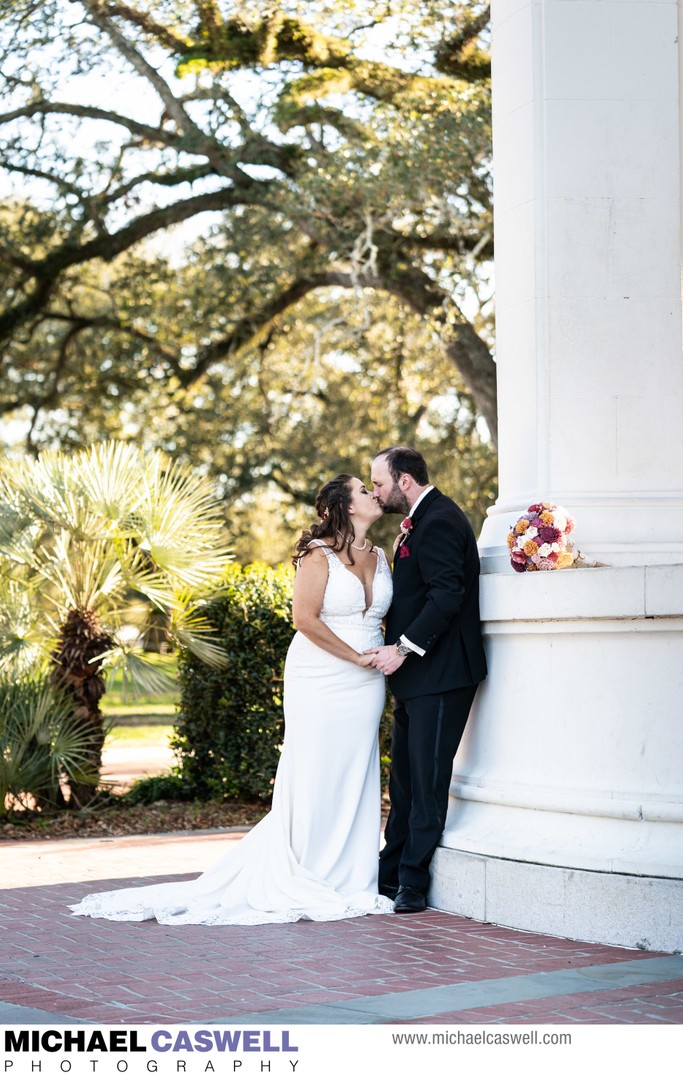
[523,539,539,556]
[539,511,554,524]
[507,531,516,549]
[515,519,530,535]
[526,563,539,571]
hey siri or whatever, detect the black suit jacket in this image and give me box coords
[385,488,487,699]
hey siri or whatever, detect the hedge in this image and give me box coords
[173,563,295,801]
[173,561,393,803]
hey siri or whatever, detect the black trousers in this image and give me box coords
[378,684,478,893]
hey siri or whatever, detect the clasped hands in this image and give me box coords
[361,644,406,675]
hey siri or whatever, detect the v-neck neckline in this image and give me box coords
[327,546,380,617]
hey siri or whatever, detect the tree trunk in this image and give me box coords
[51,608,113,807]
[378,263,498,447]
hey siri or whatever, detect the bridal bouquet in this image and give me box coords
[507,502,578,572]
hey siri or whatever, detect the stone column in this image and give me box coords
[430,0,683,951]
[478,0,683,570]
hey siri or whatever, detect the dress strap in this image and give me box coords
[307,538,334,555]
[295,537,332,570]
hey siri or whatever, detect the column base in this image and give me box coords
[431,564,683,952]
[429,847,683,953]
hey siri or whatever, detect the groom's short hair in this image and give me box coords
[375,446,429,486]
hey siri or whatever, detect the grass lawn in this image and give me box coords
[105,723,174,749]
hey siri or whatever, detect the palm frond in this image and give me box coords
[139,544,232,590]
[0,677,98,811]
[0,579,50,676]
[72,441,145,530]
[135,453,233,586]
[0,476,40,565]
[122,561,186,612]
[101,645,177,699]
[169,601,228,669]
[30,533,127,613]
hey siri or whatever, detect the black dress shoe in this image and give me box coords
[379,883,399,899]
[393,885,427,913]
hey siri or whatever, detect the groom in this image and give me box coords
[368,446,487,913]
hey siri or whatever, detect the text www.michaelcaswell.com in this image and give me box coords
[391,1030,572,1047]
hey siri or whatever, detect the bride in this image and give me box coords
[70,474,395,925]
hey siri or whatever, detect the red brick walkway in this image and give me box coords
[2,832,682,1025]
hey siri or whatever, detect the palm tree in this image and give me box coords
[0,441,231,806]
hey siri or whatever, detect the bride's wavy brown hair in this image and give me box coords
[293,474,371,566]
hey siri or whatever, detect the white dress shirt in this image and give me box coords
[398,486,434,657]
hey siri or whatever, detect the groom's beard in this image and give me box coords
[379,484,410,516]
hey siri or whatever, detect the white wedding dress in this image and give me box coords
[70,542,394,925]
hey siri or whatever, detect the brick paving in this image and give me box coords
[1,831,682,1025]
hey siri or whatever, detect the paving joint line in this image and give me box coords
[1,955,681,1026]
[222,955,683,1024]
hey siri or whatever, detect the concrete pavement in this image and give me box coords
[100,744,175,791]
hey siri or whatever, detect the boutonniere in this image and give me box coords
[399,517,413,536]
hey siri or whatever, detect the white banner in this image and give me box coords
[2,1024,681,1076]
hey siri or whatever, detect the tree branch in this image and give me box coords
[180,266,496,448]
[0,101,177,147]
[96,2,193,54]
[181,273,355,385]
[0,162,86,201]
[44,311,183,376]
[394,228,494,260]
[81,0,192,135]
[0,186,270,345]
[434,7,491,81]
[376,262,497,444]
[174,11,482,100]
[98,162,215,206]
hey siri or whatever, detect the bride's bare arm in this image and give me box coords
[292,547,375,667]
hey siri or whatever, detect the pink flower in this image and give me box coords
[537,558,554,570]
[527,503,543,513]
[399,543,411,558]
[400,517,413,535]
[511,549,527,565]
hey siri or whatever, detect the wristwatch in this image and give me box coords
[395,641,412,658]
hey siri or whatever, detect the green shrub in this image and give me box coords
[173,563,295,801]
[379,693,393,792]
[124,771,193,805]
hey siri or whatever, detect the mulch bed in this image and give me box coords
[1,799,269,841]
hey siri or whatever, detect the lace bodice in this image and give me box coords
[302,541,393,652]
